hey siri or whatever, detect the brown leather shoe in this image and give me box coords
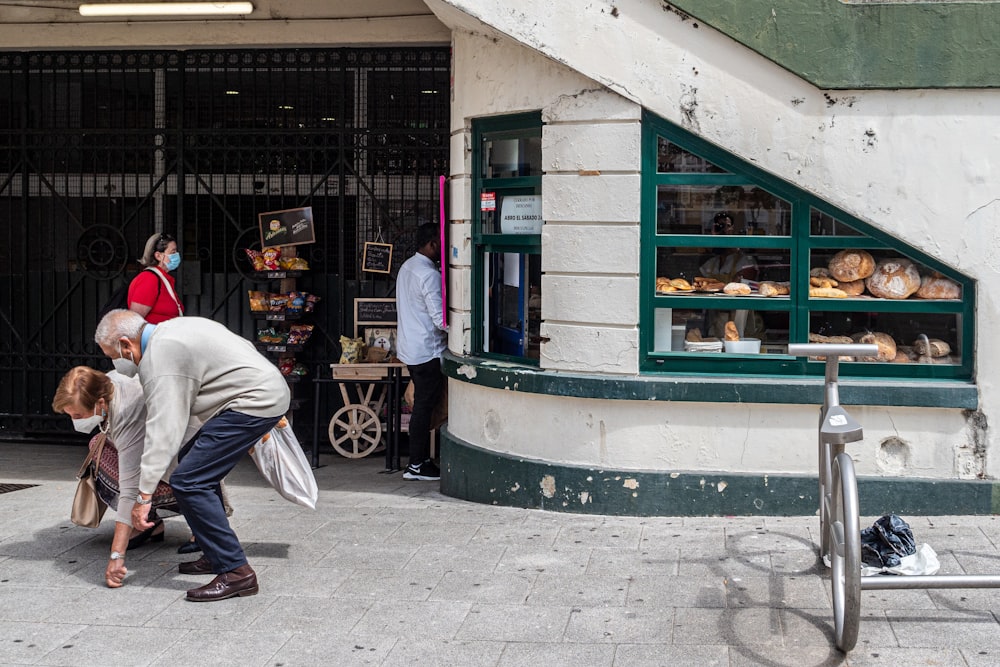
[185,565,258,602]
[178,555,213,575]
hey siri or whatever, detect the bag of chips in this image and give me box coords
[339,335,364,364]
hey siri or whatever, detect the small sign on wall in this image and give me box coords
[499,194,542,234]
[362,242,393,274]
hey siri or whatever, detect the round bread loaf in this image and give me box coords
[828,250,875,282]
[723,282,751,295]
[858,331,897,362]
[915,274,960,300]
[838,279,866,296]
[866,258,921,299]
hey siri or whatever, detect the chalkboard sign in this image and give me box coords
[354,298,397,336]
[362,242,393,274]
[258,207,315,247]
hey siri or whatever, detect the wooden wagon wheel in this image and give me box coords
[328,404,383,458]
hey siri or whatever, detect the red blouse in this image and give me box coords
[126,267,183,324]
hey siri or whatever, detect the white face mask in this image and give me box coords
[72,407,105,434]
[114,341,139,377]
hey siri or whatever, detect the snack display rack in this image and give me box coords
[246,245,318,417]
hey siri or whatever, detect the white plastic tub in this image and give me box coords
[723,338,761,354]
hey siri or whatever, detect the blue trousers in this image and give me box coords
[170,410,281,573]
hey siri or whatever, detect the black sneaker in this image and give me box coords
[402,460,441,481]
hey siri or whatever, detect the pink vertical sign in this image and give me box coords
[439,175,447,328]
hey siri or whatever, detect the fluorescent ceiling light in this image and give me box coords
[79,2,253,17]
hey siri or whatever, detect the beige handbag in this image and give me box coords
[71,432,108,528]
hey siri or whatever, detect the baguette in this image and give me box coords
[724,321,740,341]
[809,286,848,298]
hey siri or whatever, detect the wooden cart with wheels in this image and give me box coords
[327,363,408,460]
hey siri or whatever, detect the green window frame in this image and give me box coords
[641,110,974,380]
[471,112,543,364]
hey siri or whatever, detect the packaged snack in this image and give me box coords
[287,324,314,345]
[286,291,305,314]
[291,363,308,376]
[244,248,267,272]
[268,295,289,312]
[304,293,321,312]
[279,256,309,271]
[248,291,269,312]
[261,246,282,270]
[339,335,364,364]
[278,358,296,375]
[256,327,286,344]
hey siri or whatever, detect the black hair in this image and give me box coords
[154,233,175,253]
[414,222,439,249]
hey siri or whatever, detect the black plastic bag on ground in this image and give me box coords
[860,514,917,568]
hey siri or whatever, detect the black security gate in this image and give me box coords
[0,48,449,439]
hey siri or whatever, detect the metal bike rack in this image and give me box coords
[788,343,1000,653]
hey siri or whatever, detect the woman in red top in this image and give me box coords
[127,233,184,324]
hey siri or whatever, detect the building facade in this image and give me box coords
[2,0,997,516]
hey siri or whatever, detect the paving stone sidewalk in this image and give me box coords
[2,440,1000,666]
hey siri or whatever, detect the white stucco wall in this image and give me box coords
[428,0,993,481]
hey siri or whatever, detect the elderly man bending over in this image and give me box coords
[95,309,289,602]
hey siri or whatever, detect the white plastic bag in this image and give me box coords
[249,418,318,510]
[861,543,940,576]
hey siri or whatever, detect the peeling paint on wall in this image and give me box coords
[540,474,556,497]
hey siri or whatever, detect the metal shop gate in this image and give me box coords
[0,48,450,439]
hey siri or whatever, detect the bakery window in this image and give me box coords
[471,112,543,364]
[641,110,974,380]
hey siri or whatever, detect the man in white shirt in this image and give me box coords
[396,223,448,481]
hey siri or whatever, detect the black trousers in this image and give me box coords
[406,357,443,465]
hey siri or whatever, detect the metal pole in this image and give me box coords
[862,575,1000,590]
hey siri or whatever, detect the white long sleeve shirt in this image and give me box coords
[106,371,147,524]
[396,253,447,366]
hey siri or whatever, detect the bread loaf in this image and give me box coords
[724,321,740,341]
[866,258,921,299]
[809,276,839,289]
[858,331,896,362]
[913,337,950,358]
[723,282,751,295]
[810,267,832,278]
[891,350,912,363]
[669,278,693,290]
[806,332,855,360]
[809,286,848,298]
[915,274,960,300]
[838,279,866,296]
[759,281,790,297]
[828,250,875,282]
[808,333,854,344]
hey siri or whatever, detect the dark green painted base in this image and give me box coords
[441,429,998,517]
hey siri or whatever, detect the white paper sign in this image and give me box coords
[500,195,542,234]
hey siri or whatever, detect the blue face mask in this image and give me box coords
[165,253,181,271]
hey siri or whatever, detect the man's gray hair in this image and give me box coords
[95,309,146,347]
